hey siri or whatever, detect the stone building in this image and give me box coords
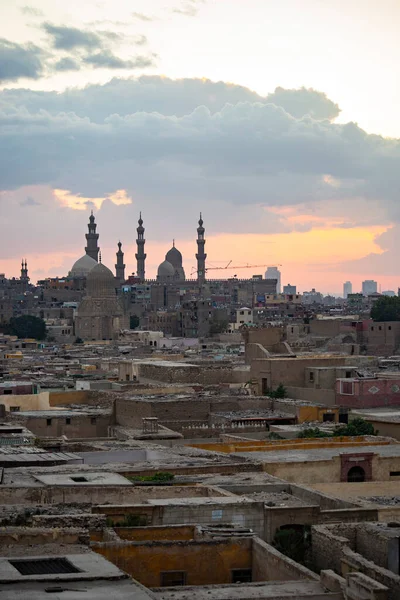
[75,262,129,341]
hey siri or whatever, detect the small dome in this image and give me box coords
[157,260,175,279]
[86,263,116,297]
[69,254,97,278]
[166,246,183,268]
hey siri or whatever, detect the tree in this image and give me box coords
[333,417,376,437]
[266,383,287,398]
[371,296,400,322]
[130,315,140,329]
[9,315,46,340]
[209,318,229,335]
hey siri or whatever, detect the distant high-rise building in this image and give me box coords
[283,283,296,295]
[265,266,281,293]
[382,290,396,297]
[362,280,378,296]
[343,281,352,298]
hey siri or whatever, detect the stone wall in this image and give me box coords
[252,537,319,582]
[94,538,252,587]
[0,484,217,506]
[312,523,400,600]
[14,413,111,438]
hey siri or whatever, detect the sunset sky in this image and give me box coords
[1,0,400,293]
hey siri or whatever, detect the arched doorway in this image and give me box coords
[347,466,365,482]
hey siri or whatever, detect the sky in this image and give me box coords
[0,0,400,294]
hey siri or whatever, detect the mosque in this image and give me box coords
[69,211,207,286]
[67,212,276,340]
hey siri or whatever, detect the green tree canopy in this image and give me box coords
[371,296,400,322]
[9,315,46,340]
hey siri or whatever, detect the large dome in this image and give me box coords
[69,254,97,278]
[157,260,175,279]
[86,263,116,297]
[166,245,183,268]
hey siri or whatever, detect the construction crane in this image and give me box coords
[190,262,282,277]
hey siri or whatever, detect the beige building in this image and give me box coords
[75,262,129,341]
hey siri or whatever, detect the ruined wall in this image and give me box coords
[356,524,399,573]
[312,524,357,574]
[49,390,115,407]
[115,525,196,542]
[138,363,245,385]
[15,413,111,438]
[94,538,252,587]
[0,527,89,548]
[252,537,319,582]
[0,484,215,506]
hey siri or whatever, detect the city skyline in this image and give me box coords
[1,1,399,290]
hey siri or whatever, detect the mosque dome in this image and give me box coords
[86,262,116,297]
[165,245,183,268]
[157,260,175,279]
[69,254,97,278]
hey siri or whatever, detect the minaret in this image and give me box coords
[20,259,29,287]
[85,211,99,262]
[135,212,146,281]
[115,241,125,283]
[196,213,207,286]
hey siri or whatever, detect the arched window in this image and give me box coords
[347,466,365,482]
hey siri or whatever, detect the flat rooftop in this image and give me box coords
[154,581,338,599]
[235,444,400,463]
[352,407,400,422]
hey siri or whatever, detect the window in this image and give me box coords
[379,326,382,331]
[46,419,52,426]
[309,371,314,382]
[323,413,335,422]
[66,417,71,425]
[10,406,20,413]
[340,381,354,395]
[390,471,400,477]
[231,569,252,583]
[371,326,374,331]
[70,476,88,483]
[388,326,392,331]
[91,417,97,425]
[345,371,352,378]
[160,571,187,587]
[3,389,12,395]
[9,558,80,576]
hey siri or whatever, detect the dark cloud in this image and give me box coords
[20,195,40,207]
[54,57,81,72]
[267,87,340,121]
[84,51,155,70]
[0,39,45,82]
[20,6,44,16]
[43,23,103,50]
[0,76,399,257]
[0,77,340,122]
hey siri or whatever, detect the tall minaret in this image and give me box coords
[20,259,29,282]
[135,212,146,281]
[115,241,125,283]
[20,259,29,289]
[85,211,99,262]
[196,213,207,286]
